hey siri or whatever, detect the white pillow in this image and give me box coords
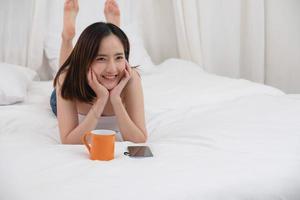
[0,63,38,105]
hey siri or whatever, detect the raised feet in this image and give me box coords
[104,0,121,27]
[62,0,79,40]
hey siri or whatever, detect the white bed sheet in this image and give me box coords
[1,59,300,200]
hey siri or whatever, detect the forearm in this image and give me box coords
[59,38,73,66]
[62,98,108,144]
[112,98,147,143]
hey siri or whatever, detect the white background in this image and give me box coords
[0,0,299,93]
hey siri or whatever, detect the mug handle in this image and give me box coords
[81,131,92,153]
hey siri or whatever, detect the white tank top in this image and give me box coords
[78,114,123,141]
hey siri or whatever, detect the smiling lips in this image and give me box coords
[102,75,118,80]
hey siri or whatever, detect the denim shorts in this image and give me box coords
[50,89,57,116]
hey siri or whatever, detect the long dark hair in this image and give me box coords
[53,22,130,103]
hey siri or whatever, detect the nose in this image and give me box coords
[105,59,117,74]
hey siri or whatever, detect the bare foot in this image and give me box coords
[104,0,120,27]
[62,0,79,40]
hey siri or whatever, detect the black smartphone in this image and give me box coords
[124,146,153,157]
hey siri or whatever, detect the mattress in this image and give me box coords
[1,58,300,200]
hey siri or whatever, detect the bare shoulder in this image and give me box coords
[122,68,142,100]
[127,68,142,88]
[56,71,68,93]
[58,71,67,85]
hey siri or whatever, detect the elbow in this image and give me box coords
[60,138,70,144]
[132,138,146,144]
[60,130,81,144]
[133,132,148,143]
[60,135,75,145]
[142,133,148,143]
[134,138,147,144]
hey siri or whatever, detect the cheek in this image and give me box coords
[91,63,105,75]
[117,64,126,78]
[117,61,126,71]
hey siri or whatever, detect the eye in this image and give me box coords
[116,56,124,60]
[96,57,106,61]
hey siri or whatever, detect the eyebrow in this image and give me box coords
[96,53,124,57]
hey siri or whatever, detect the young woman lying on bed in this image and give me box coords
[50,0,147,144]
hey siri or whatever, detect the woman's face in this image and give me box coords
[90,34,126,90]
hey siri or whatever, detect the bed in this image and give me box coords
[1,58,300,200]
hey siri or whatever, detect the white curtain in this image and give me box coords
[121,0,178,64]
[172,0,265,83]
[1,0,299,92]
[173,0,204,67]
[0,0,47,72]
[265,0,300,93]
[0,0,33,67]
[0,0,177,79]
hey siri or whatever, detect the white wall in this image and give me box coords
[265,0,300,93]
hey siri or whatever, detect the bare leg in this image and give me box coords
[59,0,79,66]
[104,0,120,27]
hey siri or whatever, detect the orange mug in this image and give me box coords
[81,129,116,161]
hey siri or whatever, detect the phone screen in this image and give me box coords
[127,146,153,157]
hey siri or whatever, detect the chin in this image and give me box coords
[104,83,117,91]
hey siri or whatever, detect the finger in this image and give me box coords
[90,69,94,81]
[87,72,95,89]
[71,0,76,6]
[92,69,99,85]
[65,0,72,6]
[121,66,128,79]
[110,0,115,6]
[111,0,118,7]
[125,69,130,79]
[118,78,128,89]
[122,69,130,82]
[125,59,129,66]
[91,70,98,83]
[127,60,133,70]
[108,3,113,11]
[87,69,92,82]
[127,63,132,74]
[74,0,79,7]
[106,0,112,6]
[124,60,130,71]
[125,63,132,77]
[92,70,102,86]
